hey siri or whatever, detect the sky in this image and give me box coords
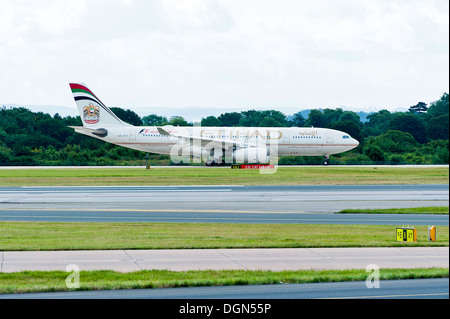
[0,0,448,121]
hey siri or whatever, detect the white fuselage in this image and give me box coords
[92,126,359,158]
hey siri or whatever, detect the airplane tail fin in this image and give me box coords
[69,83,130,128]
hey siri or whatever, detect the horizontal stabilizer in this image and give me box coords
[69,126,108,137]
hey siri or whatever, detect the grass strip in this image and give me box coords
[0,166,448,186]
[1,222,448,251]
[0,268,447,294]
[337,206,449,215]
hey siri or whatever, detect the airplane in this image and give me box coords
[69,83,359,166]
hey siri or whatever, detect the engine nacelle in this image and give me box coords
[234,147,269,163]
[184,146,223,160]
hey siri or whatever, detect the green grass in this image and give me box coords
[0,166,448,186]
[0,222,447,251]
[337,206,449,215]
[0,268,447,294]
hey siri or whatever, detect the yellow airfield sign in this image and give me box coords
[396,227,417,242]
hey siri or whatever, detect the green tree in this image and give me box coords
[201,116,221,127]
[338,111,362,127]
[142,114,168,126]
[263,110,289,127]
[423,140,449,164]
[425,93,449,141]
[238,110,288,127]
[306,109,325,127]
[362,110,392,137]
[426,114,449,140]
[110,107,143,126]
[408,102,428,114]
[260,116,283,127]
[291,112,306,127]
[427,93,449,117]
[363,144,385,162]
[0,146,13,164]
[218,112,242,126]
[371,130,418,154]
[388,113,427,143]
[169,116,190,126]
[322,108,343,127]
[36,118,72,143]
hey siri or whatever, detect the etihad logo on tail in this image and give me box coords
[83,103,100,124]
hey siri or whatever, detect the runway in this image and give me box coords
[0,208,448,225]
[0,185,448,225]
[2,278,447,299]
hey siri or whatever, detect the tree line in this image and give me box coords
[0,93,448,166]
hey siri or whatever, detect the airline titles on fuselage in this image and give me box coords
[137,128,320,141]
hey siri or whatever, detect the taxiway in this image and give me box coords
[0,185,448,224]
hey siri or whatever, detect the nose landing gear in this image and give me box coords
[323,155,330,166]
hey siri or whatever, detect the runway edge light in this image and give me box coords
[428,226,436,242]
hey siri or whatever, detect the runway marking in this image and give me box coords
[19,185,245,188]
[0,214,446,225]
[323,292,449,299]
[0,215,334,222]
[3,189,234,192]
[0,207,310,214]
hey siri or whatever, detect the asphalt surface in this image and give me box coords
[2,247,448,273]
[1,279,448,299]
[0,185,448,225]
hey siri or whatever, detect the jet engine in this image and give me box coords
[234,147,269,163]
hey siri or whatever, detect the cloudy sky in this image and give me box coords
[0,0,448,120]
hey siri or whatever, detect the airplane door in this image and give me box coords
[283,130,290,143]
[129,129,136,141]
[326,132,333,143]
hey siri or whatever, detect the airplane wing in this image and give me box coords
[157,126,256,149]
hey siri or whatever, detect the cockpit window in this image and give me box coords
[343,135,350,139]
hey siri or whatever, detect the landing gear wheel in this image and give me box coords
[206,160,214,166]
[323,155,330,166]
[215,160,225,166]
[323,159,329,166]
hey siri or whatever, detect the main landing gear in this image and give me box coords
[205,159,225,166]
[205,149,226,166]
[323,155,330,166]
